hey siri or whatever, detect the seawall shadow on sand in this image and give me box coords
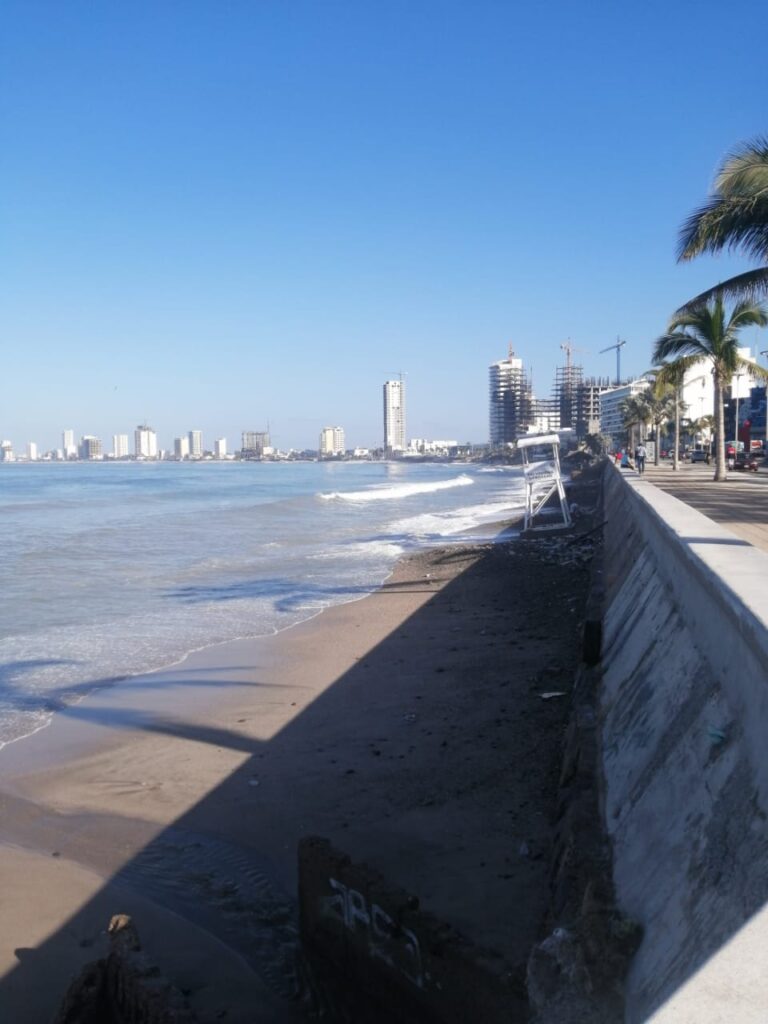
[0,522,594,1022]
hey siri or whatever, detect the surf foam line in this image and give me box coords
[319,474,474,503]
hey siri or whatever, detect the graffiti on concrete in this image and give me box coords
[323,877,425,988]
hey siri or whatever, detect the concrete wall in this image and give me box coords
[298,837,526,1023]
[600,466,768,1022]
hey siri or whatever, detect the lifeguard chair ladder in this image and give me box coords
[517,434,572,533]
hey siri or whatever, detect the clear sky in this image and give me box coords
[1,0,766,452]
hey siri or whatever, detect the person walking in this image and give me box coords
[635,443,647,475]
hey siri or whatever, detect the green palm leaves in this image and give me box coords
[652,297,768,480]
[678,136,768,308]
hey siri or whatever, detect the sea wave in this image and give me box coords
[390,495,525,540]
[319,474,474,503]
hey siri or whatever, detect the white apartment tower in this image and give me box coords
[383,379,406,453]
[134,424,158,459]
[112,434,129,458]
[214,438,227,459]
[319,426,345,456]
[174,436,190,460]
[188,430,203,458]
[27,442,39,461]
[62,429,77,459]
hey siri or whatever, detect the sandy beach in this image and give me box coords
[0,523,594,1022]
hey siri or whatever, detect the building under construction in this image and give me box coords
[488,347,534,444]
[552,341,613,439]
[553,362,584,432]
[241,430,270,459]
[575,377,613,437]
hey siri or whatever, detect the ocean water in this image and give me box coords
[0,460,525,749]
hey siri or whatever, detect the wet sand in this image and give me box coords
[0,528,593,1022]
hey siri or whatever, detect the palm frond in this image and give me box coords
[673,268,768,314]
[677,135,768,263]
[677,198,768,262]
[653,331,710,365]
[715,135,768,196]
[736,356,768,382]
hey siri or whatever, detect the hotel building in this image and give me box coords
[174,436,190,459]
[319,426,345,456]
[135,424,158,459]
[112,434,130,459]
[188,429,203,458]
[79,435,103,460]
[62,429,77,459]
[383,379,406,453]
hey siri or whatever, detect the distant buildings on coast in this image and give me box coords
[6,342,765,463]
[487,342,767,453]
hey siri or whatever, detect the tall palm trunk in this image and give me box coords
[653,417,661,465]
[673,391,680,471]
[714,373,727,481]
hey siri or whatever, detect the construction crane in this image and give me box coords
[599,337,627,385]
[559,339,587,369]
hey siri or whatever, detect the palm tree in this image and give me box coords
[620,393,652,453]
[653,296,768,481]
[651,356,697,470]
[678,135,768,309]
[646,387,679,467]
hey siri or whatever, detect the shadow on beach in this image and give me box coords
[0,523,597,1022]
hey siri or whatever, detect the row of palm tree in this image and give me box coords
[645,136,768,481]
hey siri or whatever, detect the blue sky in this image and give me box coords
[1,0,766,451]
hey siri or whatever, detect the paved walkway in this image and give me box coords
[631,462,768,554]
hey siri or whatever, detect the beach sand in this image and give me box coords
[0,527,593,1022]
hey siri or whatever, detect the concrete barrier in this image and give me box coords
[298,836,526,1023]
[600,465,768,1022]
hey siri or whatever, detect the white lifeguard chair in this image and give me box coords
[517,434,572,533]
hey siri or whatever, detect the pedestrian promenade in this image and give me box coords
[634,461,768,554]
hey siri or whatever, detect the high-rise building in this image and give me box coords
[214,438,227,459]
[112,434,129,458]
[319,426,345,456]
[188,430,203,458]
[27,442,39,461]
[489,348,533,444]
[599,380,651,448]
[383,379,406,453]
[1,441,14,462]
[174,436,190,459]
[62,429,77,459]
[575,377,613,438]
[135,424,158,459]
[241,431,270,458]
[79,435,103,460]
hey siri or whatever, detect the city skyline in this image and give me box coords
[5,335,768,458]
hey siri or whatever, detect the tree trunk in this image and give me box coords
[714,371,727,482]
[673,393,680,472]
[654,418,661,465]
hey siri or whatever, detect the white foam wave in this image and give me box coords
[319,474,474,503]
[391,496,525,540]
[307,540,405,561]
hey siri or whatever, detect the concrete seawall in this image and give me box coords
[600,465,768,1022]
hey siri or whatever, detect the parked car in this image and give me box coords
[690,450,708,463]
[733,453,759,472]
